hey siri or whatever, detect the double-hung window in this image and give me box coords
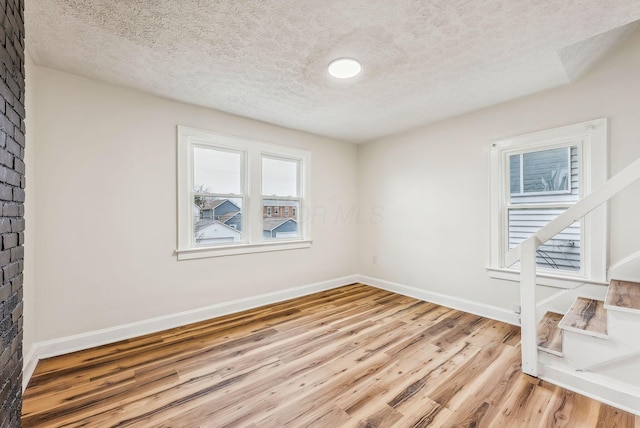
[177,126,311,260]
[489,118,608,284]
[262,156,302,240]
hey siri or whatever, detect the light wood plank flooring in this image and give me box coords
[22,284,638,427]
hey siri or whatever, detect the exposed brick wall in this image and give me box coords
[0,0,24,427]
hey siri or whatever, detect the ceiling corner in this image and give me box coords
[558,20,640,82]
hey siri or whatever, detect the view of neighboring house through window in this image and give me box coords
[192,146,245,246]
[262,156,301,240]
[507,146,580,271]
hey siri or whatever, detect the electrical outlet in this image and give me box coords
[372,256,377,264]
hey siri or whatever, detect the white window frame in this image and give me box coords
[261,154,302,241]
[177,126,312,260]
[488,118,608,286]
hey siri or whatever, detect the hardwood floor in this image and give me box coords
[22,284,638,427]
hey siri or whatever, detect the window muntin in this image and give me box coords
[177,126,311,259]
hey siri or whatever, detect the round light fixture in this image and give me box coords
[328,58,362,79]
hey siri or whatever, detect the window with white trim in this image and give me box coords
[177,126,311,260]
[262,156,301,240]
[488,118,608,283]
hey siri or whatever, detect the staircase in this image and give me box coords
[536,279,640,413]
[503,156,640,414]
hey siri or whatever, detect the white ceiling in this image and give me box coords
[26,1,640,143]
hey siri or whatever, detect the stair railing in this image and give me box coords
[504,157,640,377]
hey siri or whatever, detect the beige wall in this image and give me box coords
[30,67,358,342]
[27,27,640,347]
[23,52,37,358]
[357,29,640,311]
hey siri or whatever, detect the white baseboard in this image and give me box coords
[22,274,357,390]
[356,275,521,326]
[22,345,39,392]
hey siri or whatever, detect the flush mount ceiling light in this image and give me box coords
[328,58,362,79]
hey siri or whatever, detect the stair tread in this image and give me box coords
[537,312,563,355]
[605,279,640,313]
[559,297,608,338]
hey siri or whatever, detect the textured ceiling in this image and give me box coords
[26,1,640,143]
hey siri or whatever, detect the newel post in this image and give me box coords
[520,237,539,377]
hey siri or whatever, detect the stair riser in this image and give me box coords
[562,330,638,370]
[607,310,640,341]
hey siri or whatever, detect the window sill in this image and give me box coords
[176,240,312,260]
[486,267,608,289]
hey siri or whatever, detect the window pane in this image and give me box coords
[522,147,571,193]
[193,196,243,245]
[509,154,521,195]
[194,147,242,194]
[262,157,298,197]
[510,146,578,204]
[263,198,299,240]
[522,147,569,194]
[508,208,580,271]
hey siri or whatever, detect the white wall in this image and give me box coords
[357,29,640,311]
[23,52,37,361]
[28,25,640,350]
[31,67,358,342]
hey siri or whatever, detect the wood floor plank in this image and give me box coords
[438,343,522,426]
[489,376,556,427]
[22,284,638,427]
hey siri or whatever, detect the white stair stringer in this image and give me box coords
[560,329,640,370]
[539,361,640,416]
[538,280,640,414]
[590,352,640,387]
